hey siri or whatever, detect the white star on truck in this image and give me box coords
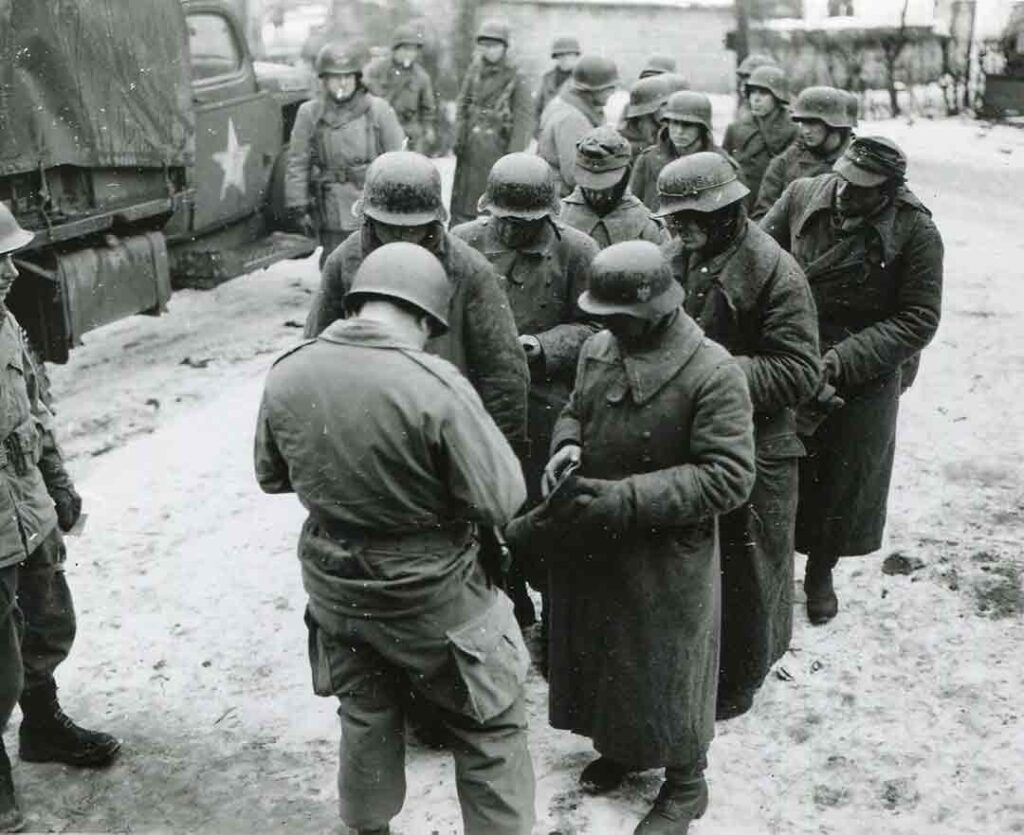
[212,118,251,200]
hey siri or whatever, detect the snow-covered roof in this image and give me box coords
[494,0,733,7]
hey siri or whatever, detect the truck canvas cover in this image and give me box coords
[0,0,195,176]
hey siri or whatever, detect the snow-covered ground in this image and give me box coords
[5,113,1022,834]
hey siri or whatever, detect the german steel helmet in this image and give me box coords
[574,126,632,189]
[791,86,854,128]
[578,241,684,320]
[844,90,860,127]
[736,53,777,78]
[660,73,691,94]
[572,55,620,91]
[639,54,677,79]
[551,36,581,57]
[654,153,749,217]
[744,65,790,103]
[315,43,361,76]
[355,152,448,226]
[661,91,713,131]
[0,203,33,255]
[476,19,510,45]
[625,76,671,119]
[479,153,559,219]
[391,25,424,50]
[346,242,451,333]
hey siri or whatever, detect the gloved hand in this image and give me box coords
[551,476,634,535]
[541,444,581,498]
[796,377,846,436]
[52,486,82,533]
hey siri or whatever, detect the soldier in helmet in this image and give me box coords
[533,36,582,138]
[362,25,438,155]
[618,76,671,160]
[639,53,677,79]
[507,240,755,834]
[761,137,943,625]
[723,65,798,210]
[450,20,533,226]
[0,205,121,832]
[451,153,599,631]
[734,53,778,119]
[630,91,739,212]
[285,42,405,264]
[257,242,535,835]
[654,153,820,719]
[537,55,620,197]
[560,126,667,249]
[751,85,854,220]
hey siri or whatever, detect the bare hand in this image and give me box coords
[542,444,581,498]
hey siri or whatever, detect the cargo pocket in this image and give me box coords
[446,594,529,724]
[304,609,336,697]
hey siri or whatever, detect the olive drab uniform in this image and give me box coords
[0,310,76,730]
[285,91,405,258]
[362,56,438,155]
[450,60,533,226]
[255,318,534,835]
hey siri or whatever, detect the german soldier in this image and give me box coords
[734,53,778,119]
[751,85,854,220]
[655,153,820,719]
[257,243,535,835]
[722,65,798,211]
[533,36,581,137]
[450,20,533,226]
[362,25,438,156]
[537,55,620,197]
[618,76,671,160]
[560,126,667,249]
[760,137,943,624]
[451,153,599,630]
[285,43,405,264]
[509,241,755,834]
[305,151,529,451]
[0,205,120,832]
[631,91,739,212]
[639,54,677,79]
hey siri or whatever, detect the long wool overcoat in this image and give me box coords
[761,173,943,557]
[545,313,755,768]
[722,107,798,213]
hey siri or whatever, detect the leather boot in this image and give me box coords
[579,756,630,795]
[804,562,838,625]
[0,739,24,833]
[18,682,121,768]
[633,770,709,835]
[715,687,755,721]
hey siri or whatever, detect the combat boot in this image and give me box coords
[804,562,838,625]
[0,739,24,833]
[579,756,631,794]
[633,770,708,835]
[18,682,121,768]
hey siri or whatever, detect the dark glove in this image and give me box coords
[550,476,634,535]
[796,378,846,436]
[52,486,82,533]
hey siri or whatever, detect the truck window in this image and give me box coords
[188,13,242,82]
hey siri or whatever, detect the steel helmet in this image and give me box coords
[315,43,361,76]
[574,126,632,189]
[791,86,854,128]
[661,91,713,132]
[660,73,691,94]
[476,19,510,45]
[478,153,559,219]
[736,53,777,78]
[625,76,671,119]
[639,54,677,79]
[346,242,451,333]
[654,153,749,217]
[355,152,448,226]
[844,90,860,127]
[744,65,790,103]
[578,241,684,320]
[551,36,581,57]
[572,55,620,92]
[0,203,33,255]
[391,25,424,50]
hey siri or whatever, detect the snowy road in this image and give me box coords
[6,117,1023,834]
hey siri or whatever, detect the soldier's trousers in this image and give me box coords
[0,529,76,730]
[305,592,535,834]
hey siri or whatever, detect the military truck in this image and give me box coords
[0,0,316,363]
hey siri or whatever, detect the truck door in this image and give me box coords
[186,6,282,234]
